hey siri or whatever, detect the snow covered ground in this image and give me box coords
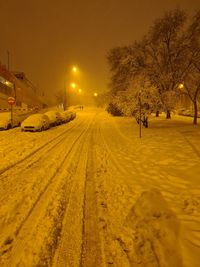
[0,108,199,266]
[96,112,200,267]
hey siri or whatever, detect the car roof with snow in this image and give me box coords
[24,114,46,121]
[45,111,60,115]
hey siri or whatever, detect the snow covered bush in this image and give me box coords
[106,102,123,116]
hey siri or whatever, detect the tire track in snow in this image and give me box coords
[0,118,86,177]
[52,115,100,267]
[0,119,87,207]
[0,127,19,141]
[0,114,96,266]
[80,121,104,267]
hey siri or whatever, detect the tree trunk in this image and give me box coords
[156,111,159,117]
[193,101,198,125]
[166,110,171,119]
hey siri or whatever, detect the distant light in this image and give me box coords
[71,83,76,88]
[72,66,77,73]
[94,92,98,97]
[78,89,82,93]
[178,83,184,89]
[4,80,13,88]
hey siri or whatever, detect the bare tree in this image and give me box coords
[183,72,200,124]
[137,9,190,118]
[107,9,200,123]
[107,46,138,94]
[179,10,200,124]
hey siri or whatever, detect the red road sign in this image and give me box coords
[8,96,15,105]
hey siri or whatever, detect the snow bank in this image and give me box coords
[116,190,183,267]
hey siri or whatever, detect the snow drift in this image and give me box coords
[116,190,183,267]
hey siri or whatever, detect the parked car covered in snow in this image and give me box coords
[60,111,71,123]
[67,111,76,120]
[44,111,62,126]
[0,112,20,130]
[21,114,50,132]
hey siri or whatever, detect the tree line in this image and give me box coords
[106,9,200,125]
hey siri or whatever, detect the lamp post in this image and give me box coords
[177,82,185,111]
[72,66,77,73]
[64,66,78,110]
[71,82,76,89]
[139,90,142,138]
[178,83,184,89]
[7,50,10,71]
[63,81,67,110]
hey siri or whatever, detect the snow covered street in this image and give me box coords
[0,108,200,267]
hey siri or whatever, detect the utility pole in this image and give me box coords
[14,83,17,101]
[139,91,142,138]
[7,50,10,71]
[64,81,67,110]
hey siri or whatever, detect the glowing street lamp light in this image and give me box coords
[72,66,77,73]
[178,83,184,89]
[64,66,79,110]
[94,92,98,97]
[71,83,76,88]
[78,89,82,93]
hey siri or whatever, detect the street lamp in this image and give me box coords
[178,83,184,89]
[72,66,77,73]
[63,66,79,110]
[138,90,142,138]
[94,92,98,97]
[71,83,76,88]
[78,88,82,93]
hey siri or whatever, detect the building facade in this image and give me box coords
[0,62,46,110]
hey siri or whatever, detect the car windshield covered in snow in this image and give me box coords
[23,114,44,122]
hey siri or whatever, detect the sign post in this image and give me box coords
[138,91,142,138]
[7,96,15,128]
